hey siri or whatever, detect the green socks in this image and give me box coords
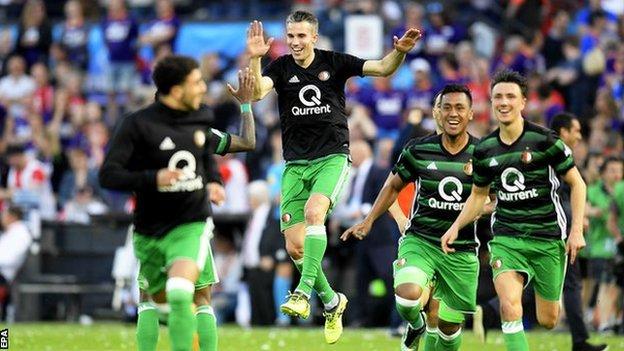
[502,320,529,351]
[435,328,462,351]
[294,225,336,306]
[395,295,424,330]
[136,302,159,351]
[423,326,438,351]
[196,305,217,351]
[167,278,196,351]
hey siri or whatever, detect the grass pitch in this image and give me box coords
[2,323,622,350]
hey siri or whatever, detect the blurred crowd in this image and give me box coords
[0,0,623,333]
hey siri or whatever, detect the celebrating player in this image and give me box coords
[441,70,586,351]
[343,84,480,351]
[99,55,257,351]
[246,10,422,344]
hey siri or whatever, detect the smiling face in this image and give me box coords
[491,82,526,126]
[440,92,472,137]
[286,21,317,63]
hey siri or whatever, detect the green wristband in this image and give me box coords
[240,103,251,113]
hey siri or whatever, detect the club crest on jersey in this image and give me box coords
[318,71,330,81]
[194,130,206,147]
[521,147,532,164]
[463,159,473,176]
[282,213,291,223]
[396,258,406,267]
[491,259,502,270]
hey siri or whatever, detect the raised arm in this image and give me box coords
[441,184,490,253]
[226,67,257,152]
[562,166,587,264]
[362,28,422,77]
[341,173,407,241]
[247,20,275,100]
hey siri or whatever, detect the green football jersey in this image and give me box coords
[586,181,616,258]
[472,120,575,240]
[393,133,479,252]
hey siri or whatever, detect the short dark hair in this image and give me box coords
[550,112,577,135]
[491,69,528,98]
[152,55,199,95]
[5,203,24,220]
[600,156,622,174]
[440,83,473,106]
[431,91,442,108]
[286,10,318,32]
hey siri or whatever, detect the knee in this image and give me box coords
[285,241,303,259]
[537,310,559,330]
[499,298,522,321]
[395,284,423,302]
[304,206,326,225]
[437,319,461,336]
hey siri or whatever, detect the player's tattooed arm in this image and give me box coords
[247,20,275,100]
[362,28,422,77]
[227,67,256,152]
[341,173,407,241]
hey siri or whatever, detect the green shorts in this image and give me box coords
[489,235,567,301]
[135,219,218,295]
[393,235,479,314]
[280,153,351,231]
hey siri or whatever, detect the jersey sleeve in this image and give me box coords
[332,51,366,79]
[208,128,232,156]
[546,133,575,175]
[99,115,157,192]
[391,145,419,182]
[262,56,284,89]
[472,144,494,187]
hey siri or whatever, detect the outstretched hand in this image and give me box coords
[227,67,255,104]
[340,220,373,241]
[393,28,423,54]
[247,20,274,58]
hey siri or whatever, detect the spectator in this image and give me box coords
[14,0,52,68]
[585,157,622,332]
[405,58,434,116]
[213,154,249,215]
[59,0,89,70]
[0,204,32,321]
[30,62,54,123]
[58,147,102,207]
[0,29,13,76]
[139,0,180,54]
[316,0,347,52]
[2,144,56,220]
[358,76,405,140]
[102,0,138,122]
[61,185,108,224]
[0,55,36,120]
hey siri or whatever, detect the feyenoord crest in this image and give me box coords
[463,159,473,176]
[318,71,330,81]
[521,147,532,164]
[194,130,205,147]
[396,258,406,267]
[492,259,502,270]
[281,213,291,223]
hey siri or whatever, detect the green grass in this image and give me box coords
[2,323,623,351]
